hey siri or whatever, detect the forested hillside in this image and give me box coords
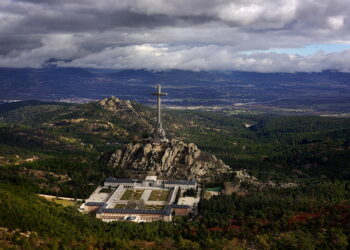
[0,99,350,249]
[0,182,348,249]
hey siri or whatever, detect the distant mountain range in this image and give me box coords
[1,67,350,114]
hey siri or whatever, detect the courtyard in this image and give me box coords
[148,190,169,201]
[120,189,144,200]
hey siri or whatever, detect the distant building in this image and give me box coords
[80,176,196,222]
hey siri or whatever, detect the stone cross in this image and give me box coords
[152,84,167,141]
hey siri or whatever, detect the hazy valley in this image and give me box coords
[1,68,350,115]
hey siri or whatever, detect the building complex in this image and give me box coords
[80,85,201,222]
[80,175,198,222]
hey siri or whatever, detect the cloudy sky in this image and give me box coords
[1,0,350,72]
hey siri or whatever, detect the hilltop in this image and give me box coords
[107,138,232,182]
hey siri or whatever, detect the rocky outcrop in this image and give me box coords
[107,139,232,182]
[97,96,136,114]
[97,96,153,133]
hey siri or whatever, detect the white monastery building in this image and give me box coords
[80,176,197,222]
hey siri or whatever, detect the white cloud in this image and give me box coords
[55,44,350,73]
[327,16,345,30]
[1,0,350,72]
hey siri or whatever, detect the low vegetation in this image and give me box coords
[1,181,349,249]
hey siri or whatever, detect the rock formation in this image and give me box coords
[98,96,135,113]
[97,96,153,133]
[98,96,232,182]
[97,96,147,120]
[107,139,232,182]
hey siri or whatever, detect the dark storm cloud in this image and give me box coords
[4,10,178,34]
[1,0,350,71]
[0,35,42,55]
[3,1,217,35]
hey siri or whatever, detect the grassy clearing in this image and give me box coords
[148,190,169,201]
[53,199,78,207]
[41,197,79,207]
[120,189,144,200]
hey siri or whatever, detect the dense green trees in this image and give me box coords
[0,181,349,249]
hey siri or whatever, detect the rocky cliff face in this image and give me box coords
[107,139,232,182]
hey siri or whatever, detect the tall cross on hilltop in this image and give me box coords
[152,84,167,141]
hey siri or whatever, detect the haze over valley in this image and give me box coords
[1,68,350,115]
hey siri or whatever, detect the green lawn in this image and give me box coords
[120,189,144,200]
[148,190,169,201]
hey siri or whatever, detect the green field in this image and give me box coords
[120,189,144,200]
[42,197,79,207]
[53,199,78,207]
[148,190,169,201]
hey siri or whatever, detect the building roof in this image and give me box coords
[95,203,189,216]
[170,204,191,209]
[164,180,196,185]
[105,177,137,184]
[98,208,168,215]
[144,176,158,181]
[105,177,196,185]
